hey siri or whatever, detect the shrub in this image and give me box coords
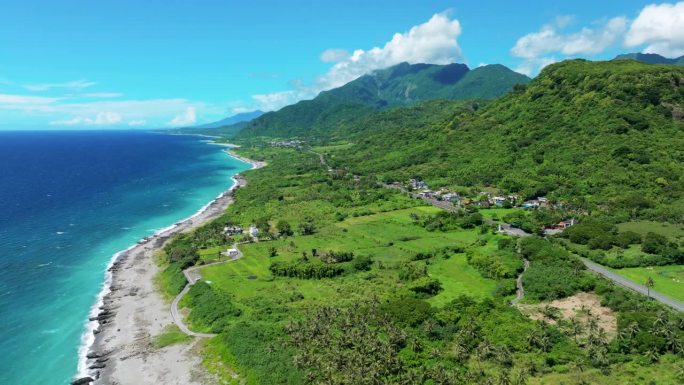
[352,255,373,271]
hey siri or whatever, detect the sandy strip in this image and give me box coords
[77,151,264,385]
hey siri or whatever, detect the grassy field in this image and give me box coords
[199,206,496,317]
[617,220,684,241]
[611,264,684,302]
[530,354,683,385]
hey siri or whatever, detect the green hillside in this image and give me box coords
[238,62,529,138]
[324,60,684,222]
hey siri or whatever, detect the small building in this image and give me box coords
[224,226,243,236]
[409,178,428,190]
[473,200,492,208]
[493,196,507,207]
[248,224,259,238]
[521,200,540,209]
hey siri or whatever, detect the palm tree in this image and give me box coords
[569,316,584,343]
[645,276,655,297]
[645,348,659,363]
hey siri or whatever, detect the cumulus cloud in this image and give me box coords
[625,1,684,57]
[127,120,146,126]
[252,12,464,111]
[511,16,628,75]
[320,49,350,63]
[169,106,197,126]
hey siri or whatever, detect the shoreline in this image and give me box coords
[75,146,264,385]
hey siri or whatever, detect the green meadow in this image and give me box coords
[200,206,497,314]
[611,264,684,302]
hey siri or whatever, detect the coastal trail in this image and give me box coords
[170,245,244,338]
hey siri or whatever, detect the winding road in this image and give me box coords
[581,259,684,312]
[170,245,244,338]
[510,258,530,305]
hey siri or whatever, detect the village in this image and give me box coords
[391,177,577,235]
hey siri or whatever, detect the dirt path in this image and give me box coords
[510,258,530,305]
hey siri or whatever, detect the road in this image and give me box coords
[582,259,684,312]
[170,245,244,338]
[510,258,530,305]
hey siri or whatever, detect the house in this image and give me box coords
[409,178,428,190]
[442,193,460,203]
[493,196,507,207]
[222,247,240,259]
[521,200,540,209]
[223,226,243,236]
[544,218,577,235]
[472,200,492,208]
[248,224,259,238]
[555,218,576,230]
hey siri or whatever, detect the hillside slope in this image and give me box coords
[238,62,529,138]
[328,60,684,221]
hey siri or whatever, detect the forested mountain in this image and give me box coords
[238,62,529,138]
[614,52,684,66]
[322,60,684,222]
[193,110,264,129]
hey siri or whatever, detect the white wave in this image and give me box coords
[75,136,253,380]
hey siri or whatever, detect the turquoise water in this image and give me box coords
[0,131,249,384]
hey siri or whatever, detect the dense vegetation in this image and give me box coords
[160,147,684,384]
[318,60,684,223]
[158,59,684,384]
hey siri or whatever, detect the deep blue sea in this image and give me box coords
[0,131,249,384]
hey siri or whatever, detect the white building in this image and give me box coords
[249,224,259,238]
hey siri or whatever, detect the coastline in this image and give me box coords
[76,148,264,385]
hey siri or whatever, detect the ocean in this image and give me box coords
[0,131,249,384]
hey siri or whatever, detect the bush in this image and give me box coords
[615,231,642,248]
[187,282,241,333]
[269,261,345,279]
[641,232,669,254]
[493,279,517,297]
[408,277,443,296]
[352,255,373,271]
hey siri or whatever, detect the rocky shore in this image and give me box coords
[72,152,264,385]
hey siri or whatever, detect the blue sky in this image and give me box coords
[1,0,682,129]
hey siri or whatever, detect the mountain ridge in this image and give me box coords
[238,62,530,138]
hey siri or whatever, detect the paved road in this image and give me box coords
[510,258,530,305]
[170,245,244,338]
[582,259,684,312]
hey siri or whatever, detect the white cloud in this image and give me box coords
[128,120,146,126]
[80,92,123,98]
[169,106,197,126]
[317,13,463,90]
[50,111,122,126]
[252,91,300,111]
[625,1,684,57]
[23,79,96,92]
[251,12,464,111]
[511,16,628,75]
[0,93,59,106]
[320,49,350,63]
